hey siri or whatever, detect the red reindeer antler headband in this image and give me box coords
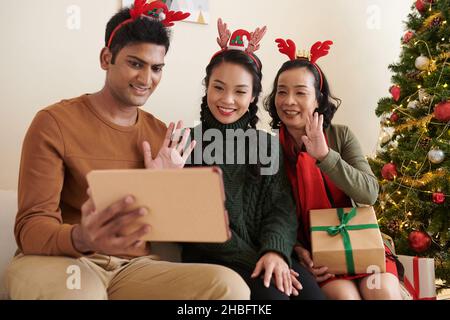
[107,0,190,48]
[275,38,333,90]
[211,18,267,69]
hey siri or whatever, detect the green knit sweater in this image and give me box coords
[182,109,298,270]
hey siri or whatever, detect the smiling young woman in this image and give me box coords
[181,20,326,301]
[206,62,255,124]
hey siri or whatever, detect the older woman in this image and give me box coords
[264,39,402,300]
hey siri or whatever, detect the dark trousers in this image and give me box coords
[223,260,326,300]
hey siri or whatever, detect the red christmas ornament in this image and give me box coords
[416,0,433,13]
[381,163,398,180]
[408,230,432,253]
[416,0,426,12]
[390,85,401,102]
[390,112,400,123]
[433,192,445,204]
[403,31,414,44]
[434,101,450,122]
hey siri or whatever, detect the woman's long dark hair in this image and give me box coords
[200,50,263,180]
[264,59,341,129]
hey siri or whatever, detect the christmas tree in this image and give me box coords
[368,0,449,291]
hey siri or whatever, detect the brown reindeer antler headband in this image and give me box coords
[275,38,333,90]
[107,0,190,48]
[211,18,267,69]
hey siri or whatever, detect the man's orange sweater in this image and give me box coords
[15,95,167,257]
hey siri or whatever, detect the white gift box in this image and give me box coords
[397,255,436,300]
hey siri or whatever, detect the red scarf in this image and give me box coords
[280,125,352,250]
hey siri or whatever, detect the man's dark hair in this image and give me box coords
[264,59,341,129]
[105,8,171,63]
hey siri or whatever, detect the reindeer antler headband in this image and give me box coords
[275,38,333,90]
[107,0,190,49]
[211,18,267,69]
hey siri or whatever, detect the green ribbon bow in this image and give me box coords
[311,208,379,275]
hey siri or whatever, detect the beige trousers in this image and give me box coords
[5,254,250,300]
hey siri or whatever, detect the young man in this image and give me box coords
[5,2,250,300]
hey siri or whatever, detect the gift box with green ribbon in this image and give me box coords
[310,207,385,275]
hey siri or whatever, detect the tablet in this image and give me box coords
[86,167,230,243]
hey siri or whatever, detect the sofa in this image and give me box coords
[0,190,18,300]
[1,190,421,300]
